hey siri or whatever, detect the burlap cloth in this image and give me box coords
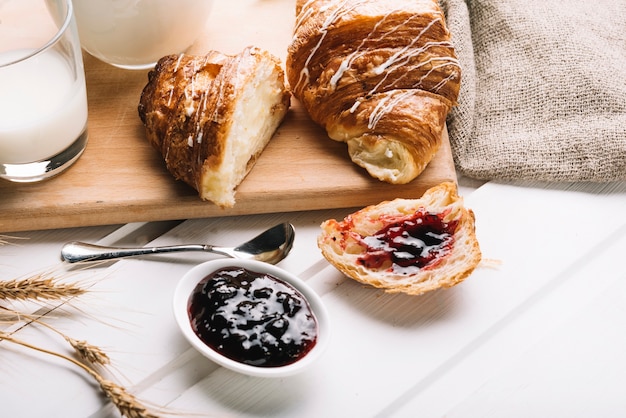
[440,0,626,182]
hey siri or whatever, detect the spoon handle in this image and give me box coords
[61,241,211,263]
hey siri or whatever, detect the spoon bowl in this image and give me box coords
[60,223,295,264]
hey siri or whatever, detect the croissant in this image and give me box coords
[286,0,461,184]
[317,182,481,295]
[138,46,290,207]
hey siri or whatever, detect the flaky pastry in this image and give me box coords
[318,182,481,295]
[138,46,290,207]
[286,0,460,184]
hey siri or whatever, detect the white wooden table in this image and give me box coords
[1,179,625,418]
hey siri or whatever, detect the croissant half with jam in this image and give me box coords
[318,182,481,295]
[286,0,461,184]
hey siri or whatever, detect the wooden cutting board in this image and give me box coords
[0,0,457,233]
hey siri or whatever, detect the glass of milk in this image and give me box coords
[73,0,213,70]
[0,0,89,183]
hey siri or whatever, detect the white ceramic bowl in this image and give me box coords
[173,258,330,378]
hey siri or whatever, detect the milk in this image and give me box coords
[73,0,213,69]
[0,49,88,164]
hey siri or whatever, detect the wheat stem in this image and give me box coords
[6,308,111,367]
[0,331,160,418]
[0,234,29,245]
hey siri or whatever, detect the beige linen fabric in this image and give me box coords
[440,0,626,181]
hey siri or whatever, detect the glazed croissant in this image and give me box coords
[286,0,461,184]
[138,47,290,207]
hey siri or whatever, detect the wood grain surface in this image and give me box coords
[0,0,457,233]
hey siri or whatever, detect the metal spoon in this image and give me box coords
[61,223,295,264]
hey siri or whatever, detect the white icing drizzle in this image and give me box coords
[166,87,175,108]
[294,0,366,91]
[349,99,362,113]
[430,72,457,93]
[167,53,186,107]
[189,53,216,147]
[368,19,453,96]
[415,58,459,93]
[367,90,413,130]
[174,53,185,72]
[373,52,458,97]
[210,61,229,126]
[294,0,317,30]
[329,9,392,89]
[371,13,424,76]
[183,59,198,118]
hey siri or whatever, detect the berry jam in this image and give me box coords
[357,208,458,273]
[187,267,318,367]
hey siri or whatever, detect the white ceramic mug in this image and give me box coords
[73,0,213,70]
[0,0,88,182]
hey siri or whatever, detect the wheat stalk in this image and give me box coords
[0,306,111,367]
[0,331,161,418]
[0,274,86,301]
[0,304,22,322]
[0,234,28,246]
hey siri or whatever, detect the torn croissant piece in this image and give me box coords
[318,182,481,295]
[286,0,461,184]
[138,46,291,207]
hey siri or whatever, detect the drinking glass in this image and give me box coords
[73,0,213,70]
[0,0,89,183]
